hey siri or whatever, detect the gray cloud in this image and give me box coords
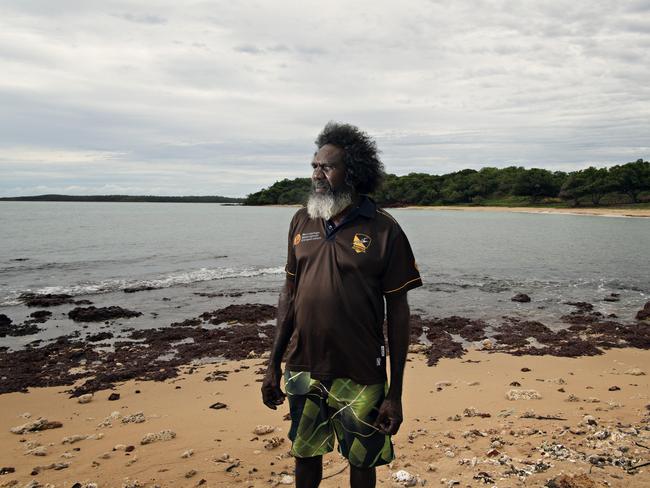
[0,0,648,197]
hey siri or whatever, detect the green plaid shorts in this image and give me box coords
[284,370,394,468]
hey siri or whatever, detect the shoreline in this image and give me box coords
[1,347,648,487]
[269,204,650,217]
[400,205,650,218]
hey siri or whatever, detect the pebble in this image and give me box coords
[505,389,541,400]
[141,430,176,445]
[181,449,194,458]
[77,394,93,404]
[392,470,418,487]
[10,418,63,434]
[279,475,294,485]
[122,412,146,424]
[253,425,275,435]
[624,368,645,376]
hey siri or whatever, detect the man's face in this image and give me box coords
[311,144,347,194]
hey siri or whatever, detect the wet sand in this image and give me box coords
[1,347,649,488]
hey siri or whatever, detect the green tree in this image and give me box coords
[513,168,560,202]
[609,159,650,203]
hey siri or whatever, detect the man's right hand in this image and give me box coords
[261,368,286,410]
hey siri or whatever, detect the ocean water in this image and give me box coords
[1,202,649,350]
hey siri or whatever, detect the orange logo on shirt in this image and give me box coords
[352,234,371,253]
[293,233,301,246]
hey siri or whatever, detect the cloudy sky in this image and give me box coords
[1,0,649,197]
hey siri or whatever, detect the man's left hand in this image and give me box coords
[373,397,403,435]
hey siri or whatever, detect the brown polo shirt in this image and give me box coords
[284,196,422,384]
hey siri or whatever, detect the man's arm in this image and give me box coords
[374,291,410,434]
[261,278,295,409]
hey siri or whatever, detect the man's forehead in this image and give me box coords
[312,145,344,164]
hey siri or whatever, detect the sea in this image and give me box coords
[1,202,649,351]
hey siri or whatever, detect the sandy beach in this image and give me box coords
[271,204,650,218]
[1,347,649,488]
[400,206,650,218]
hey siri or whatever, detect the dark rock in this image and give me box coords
[200,304,277,325]
[636,301,650,321]
[125,445,135,452]
[512,293,531,303]
[123,285,159,293]
[29,310,52,323]
[521,367,531,372]
[510,381,521,386]
[603,294,620,302]
[210,402,227,410]
[87,332,114,342]
[108,393,120,401]
[0,467,15,474]
[171,318,202,327]
[0,314,11,327]
[608,385,620,391]
[68,306,141,322]
[18,293,74,307]
[74,299,93,305]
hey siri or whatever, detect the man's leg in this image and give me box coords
[349,464,376,488]
[295,455,323,488]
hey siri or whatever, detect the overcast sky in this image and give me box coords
[1,0,649,197]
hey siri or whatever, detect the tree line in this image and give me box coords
[244,159,650,207]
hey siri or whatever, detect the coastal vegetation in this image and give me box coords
[244,159,650,207]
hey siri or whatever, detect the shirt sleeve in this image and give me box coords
[380,227,422,295]
[285,213,298,280]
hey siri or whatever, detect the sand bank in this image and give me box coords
[1,347,649,487]
[401,206,650,218]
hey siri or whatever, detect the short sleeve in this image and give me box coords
[380,227,422,295]
[285,214,298,280]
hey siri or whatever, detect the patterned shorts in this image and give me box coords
[284,370,394,468]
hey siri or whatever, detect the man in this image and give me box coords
[261,122,422,488]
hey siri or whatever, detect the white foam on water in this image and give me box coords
[0,266,284,305]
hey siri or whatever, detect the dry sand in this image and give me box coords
[1,348,649,488]
[400,206,650,218]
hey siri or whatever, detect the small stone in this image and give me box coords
[505,389,541,400]
[582,415,598,426]
[181,449,194,458]
[209,402,227,410]
[253,425,275,435]
[10,418,63,434]
[77,394,93,404]
[511,293,531,303]
[481,339,493,349]
[608,385,620,391]
[278,474,294,485]
[263,437,284,450]
[392,470,417,487]
[26,446,47,456]
[108,393,120,401]
[185,470,197,479]
[624,368,645,376]
[122,412,145,424]
[140,430,176,445]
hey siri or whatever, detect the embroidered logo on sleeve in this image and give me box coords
[352,233,371,253]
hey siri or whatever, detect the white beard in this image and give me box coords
[306,189,353,220]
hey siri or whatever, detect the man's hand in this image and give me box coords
[373,397,403,435]
[261,368,286,410]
